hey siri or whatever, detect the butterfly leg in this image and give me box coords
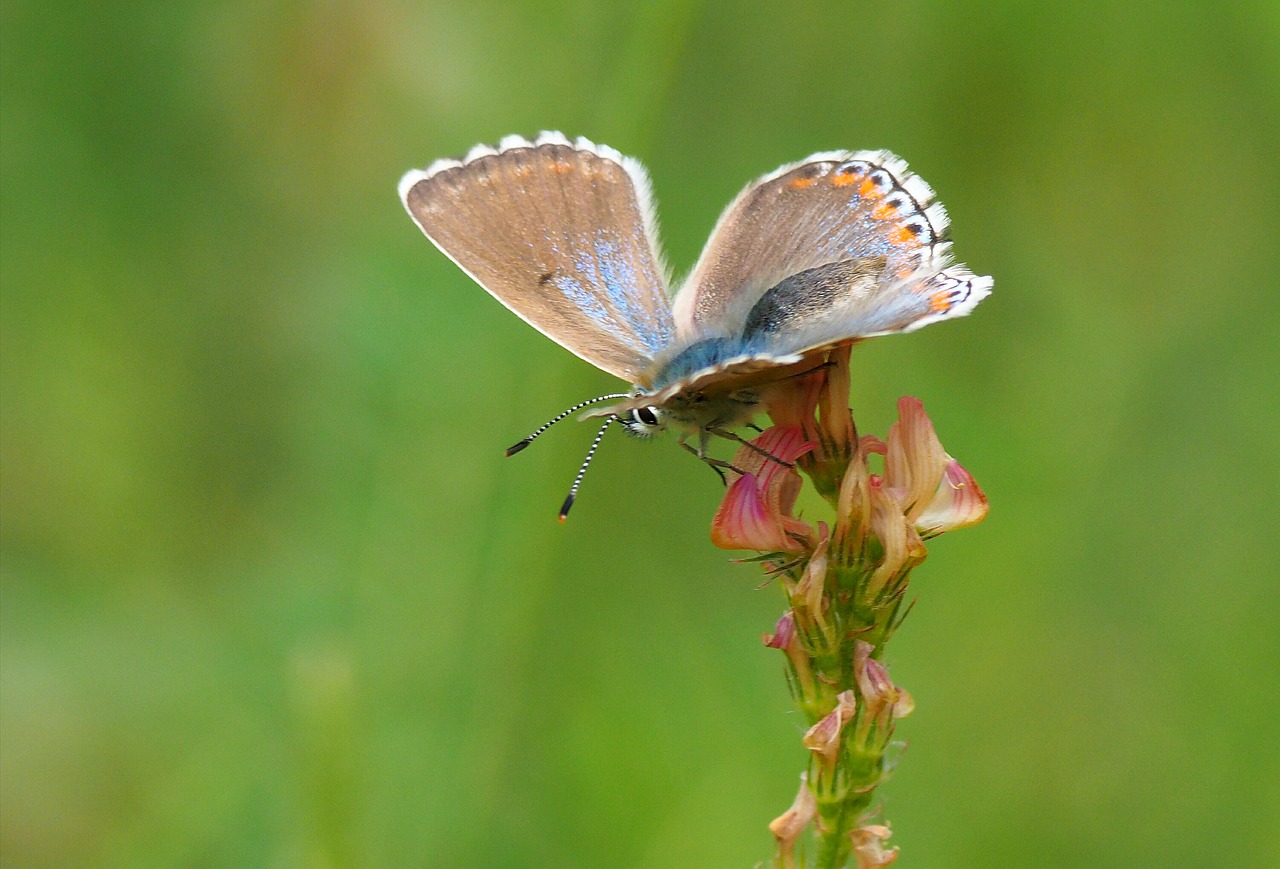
[695,428,713,458]
[707,427,794,469]
[678,440,743,484]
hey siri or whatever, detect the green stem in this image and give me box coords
[814,788,873,868]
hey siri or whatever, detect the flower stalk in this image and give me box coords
[712,345,988,867]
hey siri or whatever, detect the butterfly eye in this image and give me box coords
[619,405,664,439]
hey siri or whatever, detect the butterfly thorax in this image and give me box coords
[647,337,747,390]
[655,386,762,432]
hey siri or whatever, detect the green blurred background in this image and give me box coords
[2,1,1277,866]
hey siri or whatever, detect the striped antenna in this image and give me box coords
[505,393,629,456]
[559,415,616,521]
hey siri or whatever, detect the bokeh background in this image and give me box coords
[3,1,1277,866]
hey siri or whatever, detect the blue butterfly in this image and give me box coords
[401,132,991,516]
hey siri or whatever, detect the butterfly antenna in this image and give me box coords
[505,393,629,457]
[559,415,616,522]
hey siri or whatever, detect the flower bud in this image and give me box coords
[802,690,858,768]
[853,641,915,739]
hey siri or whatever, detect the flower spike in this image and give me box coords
[709,347,988,861]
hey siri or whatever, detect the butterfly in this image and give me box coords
[399,132,991,517]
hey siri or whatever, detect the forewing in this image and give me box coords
[672,150,991,349]
[400,132,675,381]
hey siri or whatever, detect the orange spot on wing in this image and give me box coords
[873,202,898,220]
[930,291,954,312]
[551,160,574,174]
[790,175,819,189]
[888,225,917,246]
[859,178,883,198]
[832,172,862,187]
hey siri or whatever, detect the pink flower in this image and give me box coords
[791,524,832,633]
[883,397,948,522]
[711,426,816,552]
[765,365,825,432]
[866,477,928,597]
[882,397,988,538]
[831,435,879,556]
[853,641,915,738]
[763,611,796,650]
[802,690,858,768]
[914,458,989,537]
[766,345,857,497]
[763,610,818,699]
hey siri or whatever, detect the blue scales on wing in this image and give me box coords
[400,132,676,382]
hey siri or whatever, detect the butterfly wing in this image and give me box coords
[671,150,991,353]
[400,133,675,382]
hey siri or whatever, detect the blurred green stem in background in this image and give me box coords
[711,345,988,867]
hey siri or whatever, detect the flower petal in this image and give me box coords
[860,435,888,458]
[816,344,855,454]
[851,823,900,868]
[763,611,796,649]
[866,482,926,597]
[854,641,913,719]
[769,772,817,867]
[832,437,883,555]
[884,397,949,523]
[766,369,824,430]
[711,473,799,552]
[714,427,816,551]
[802,690,858,767]
[914,458,990,537]
[794,526,830,631]
[741,426,818,475]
